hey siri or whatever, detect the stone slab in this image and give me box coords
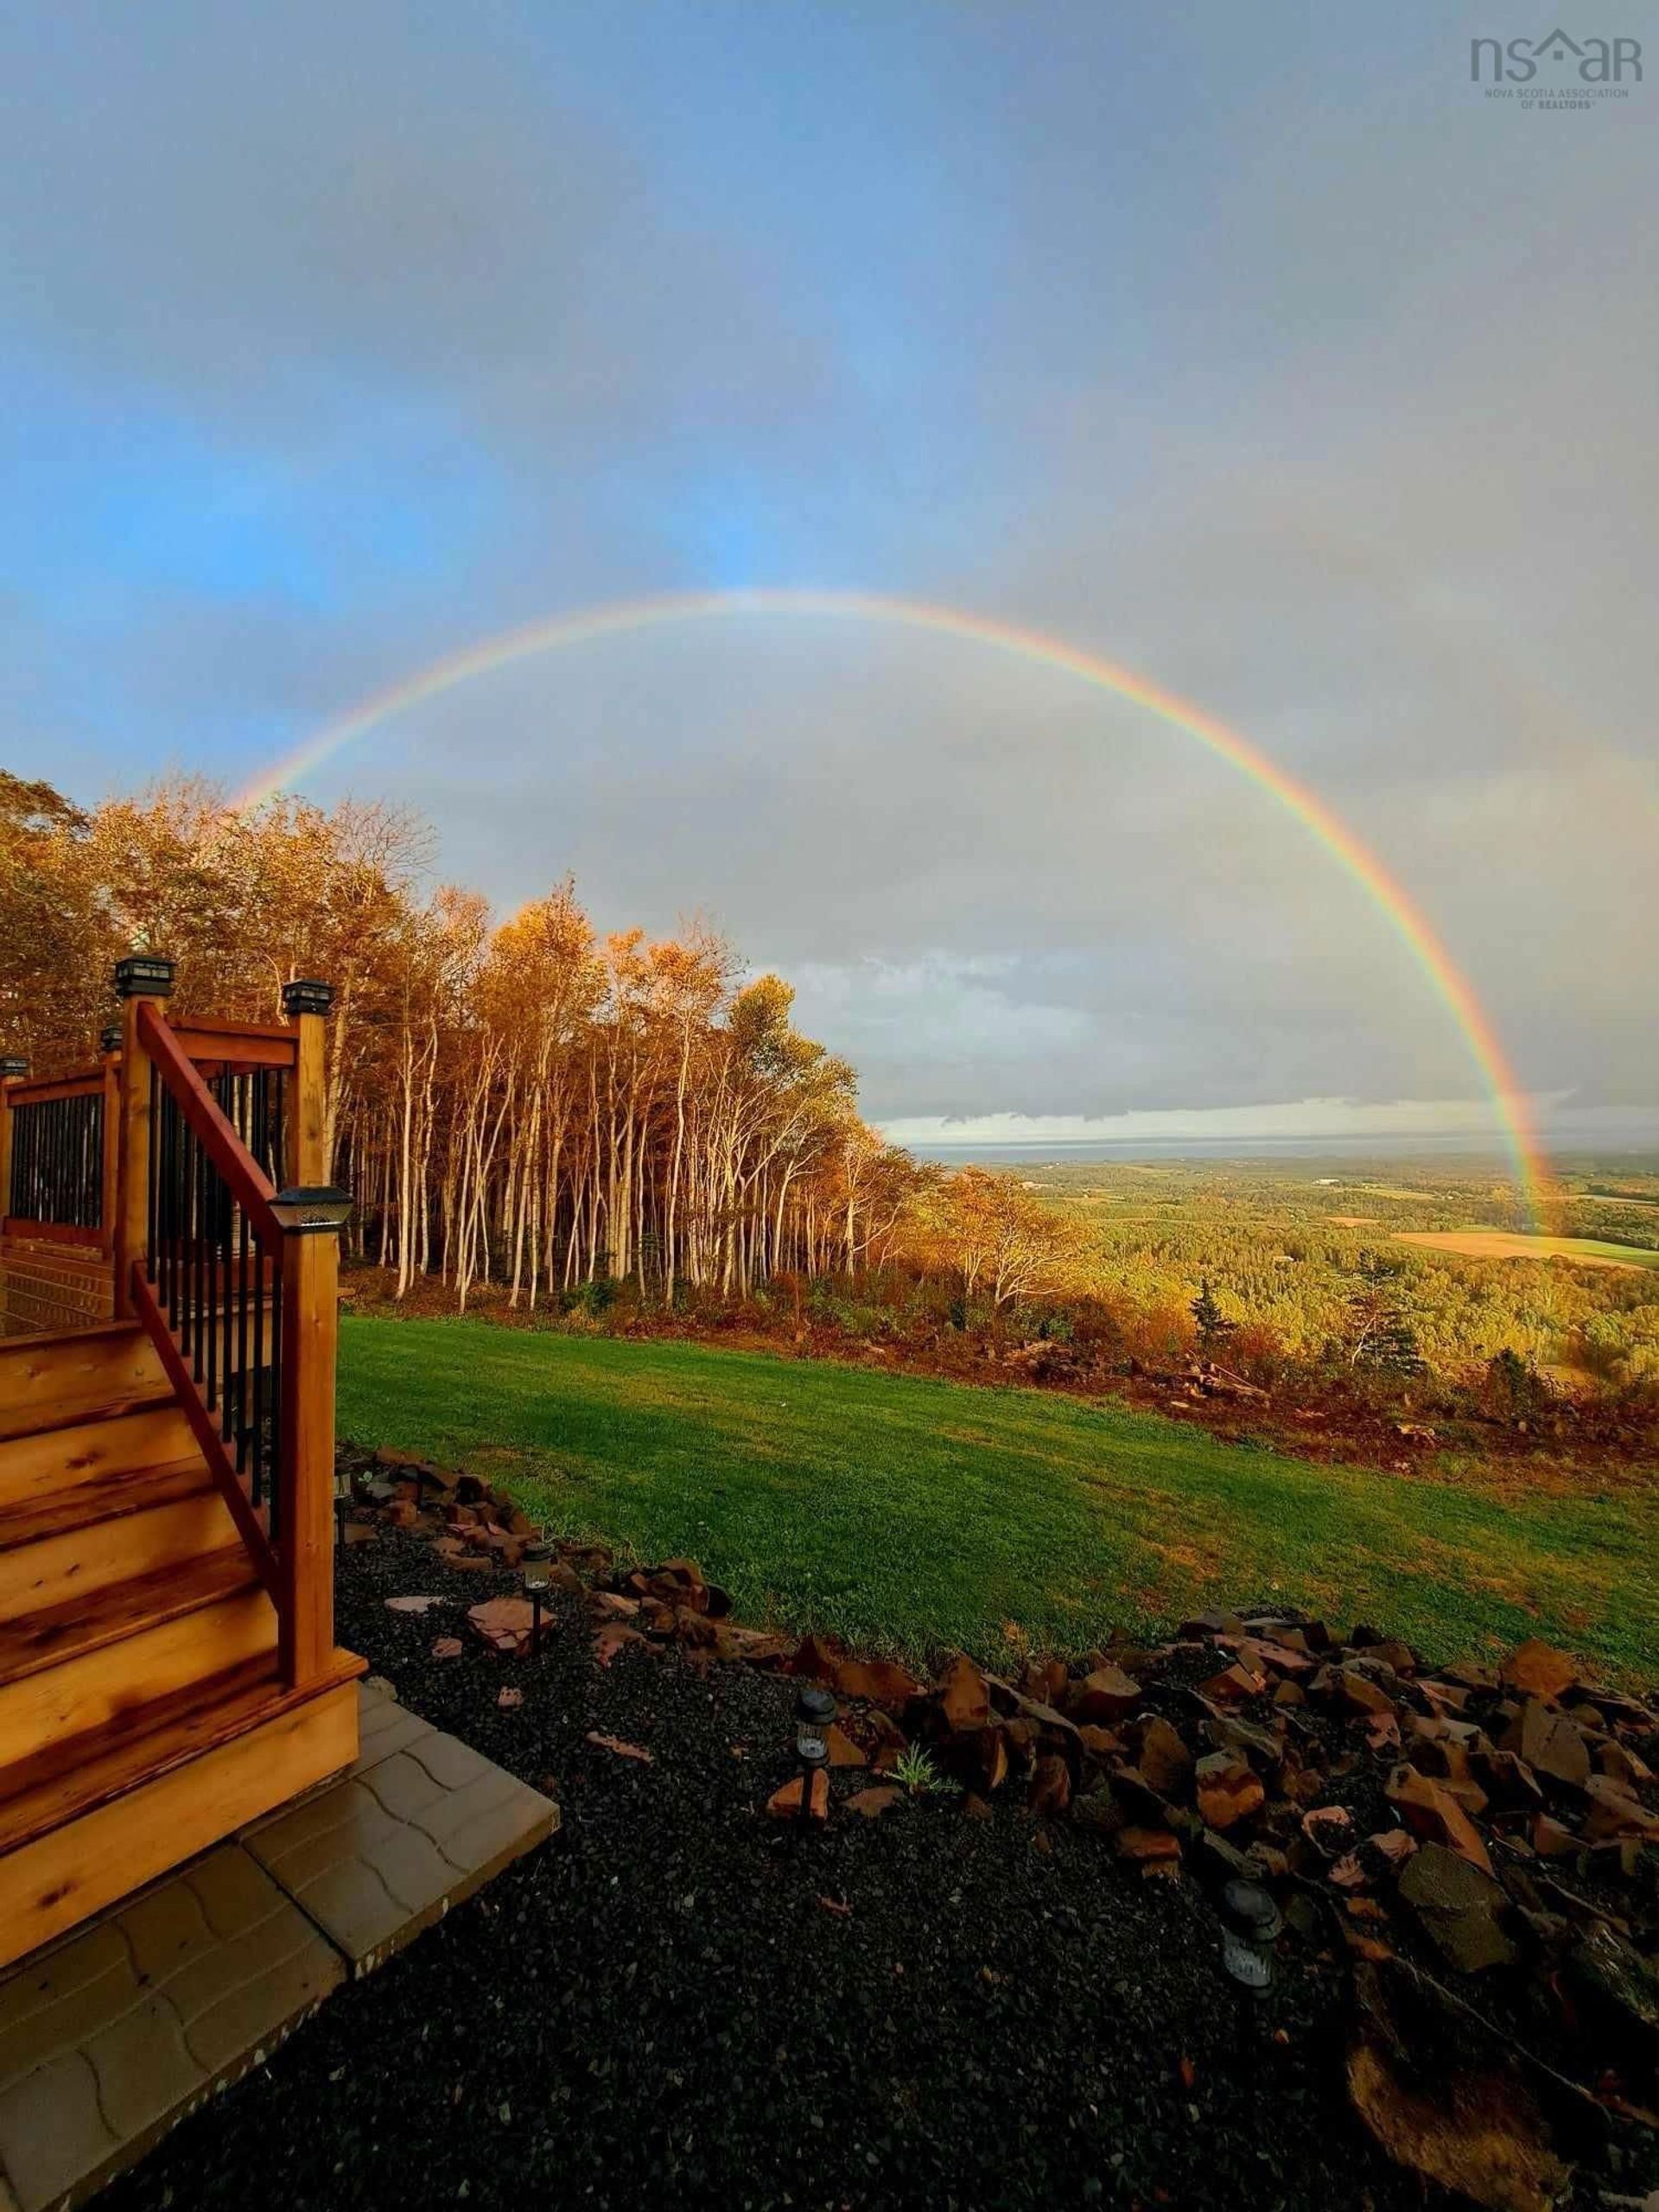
[0,1845,342,2212]
[243,1679,559,1975]
[0,1682,559,2209]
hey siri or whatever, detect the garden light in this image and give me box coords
[99,1025,121,1056]
[523,1566,550,1656]
[333,1465,353,1548]
[0,1057,28,1079]
[1217,1878,1281,1996]
[794,1685,836,1825]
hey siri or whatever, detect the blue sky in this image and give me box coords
[3,2,1655,1140]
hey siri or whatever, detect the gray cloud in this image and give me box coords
[2,3,1654,1132]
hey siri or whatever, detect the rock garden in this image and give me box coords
[101,1445,1659,2212]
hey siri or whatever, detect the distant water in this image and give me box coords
[909,1133,1659,1169]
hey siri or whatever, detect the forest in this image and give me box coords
[6,768,1656,1422]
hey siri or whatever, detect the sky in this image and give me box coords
[3,3,1656,1149]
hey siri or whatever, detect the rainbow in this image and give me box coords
[233,587,1552,1227]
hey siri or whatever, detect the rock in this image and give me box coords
[584,1731,654,1763]
[1474,1749,1544,1810]
[1561,1923,1659,2069]
[1397,1844,1518,1974]
[767,1770,830,1821]
[1529,1814,1578,1859]
[496,1687,524,1709]
[860,1707,909,1771]
[1071,1784,1122,1837]
[835,1658,924,1707]
[1301,1805,1357,1859]
[1333,1666,1398,1720]
[1385,1766,1492,1874]
[1598,1737,1656,1789]
[1501,1700,1590,1789]
[1068,1665,1142,1724]
[709,1623,796,1666]
[937,1651,990,1731]
[592,1623,652,1666]
[1076,1723,1125,1759]
[1199,1662,1267,1704]
[1498,1640,1580,1703]
[844,1784,902,1820]
[385,1594,448,1614]
[1580,1773,1659,1841]
[430,1636,463,1659]
[1366,1828,1417,1873]
[1347,2021,1569,2212]
[1195,1751,1265,1831]
[467,1596,540,1656]
[1028,1754,1071,1817]
[944,1724,1009,1795]
[1116,1826,1181,1866]
[823,1725,867,1769]
[1135,1716,1193,1799]
[790,1630,848,1681]
[588,1590,641,1623]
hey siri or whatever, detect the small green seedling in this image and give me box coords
[891,1745,960,1797]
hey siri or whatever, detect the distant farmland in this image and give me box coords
[1394,1230,1659,1271]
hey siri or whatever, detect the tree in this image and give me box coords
[1345,1256,1426,1375]
[1189,1278,1235,1356]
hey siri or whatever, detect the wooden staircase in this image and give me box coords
[0,969,362,1972]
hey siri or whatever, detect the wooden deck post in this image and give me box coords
[277,1217,341,1685]
[99,1027,120,1261]
[111,957,176,1319]
[280,980,333,1186]
[0,1058,25,1326]
[0,1059,25,1230]
[275,980,342,1689]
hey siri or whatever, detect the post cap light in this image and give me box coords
[113,954,176,999]
[99,1025,122,1056]
[0,1056,29,1078]
[281,978,335,1018]
[269,1185,353,1233]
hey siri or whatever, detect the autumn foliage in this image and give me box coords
[2,772,1080,1313]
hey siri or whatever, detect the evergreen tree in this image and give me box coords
[1346,1256,1426,1374]
[1190,1277,1234,1356]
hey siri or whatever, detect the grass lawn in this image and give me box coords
[338,1314,1658,1681]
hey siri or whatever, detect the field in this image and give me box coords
[1392,1230,1659,1270]
[336,1313,1658,1681]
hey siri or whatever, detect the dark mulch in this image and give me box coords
[96,1537,1499,2209]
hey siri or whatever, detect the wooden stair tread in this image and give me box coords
[0,1384,177,1446]
[0,1546,259,1686]
[0,1458,211,1553]
[0,1646,366,1857]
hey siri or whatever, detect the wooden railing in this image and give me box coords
[111,971,345,1690]
[1,1065,117,1249]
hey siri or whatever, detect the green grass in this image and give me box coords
[338,1314,1659,1681]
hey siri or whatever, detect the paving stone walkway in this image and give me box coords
[0,1681,557,2212]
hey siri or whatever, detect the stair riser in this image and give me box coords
[0,1325,160,1441]
[0,1681,359,1972]
[0,1403,199,1509]
[0,1589,278,1775]
[0,1489,236,1618]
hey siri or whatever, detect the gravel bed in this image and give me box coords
[99,1532,1446,2211]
